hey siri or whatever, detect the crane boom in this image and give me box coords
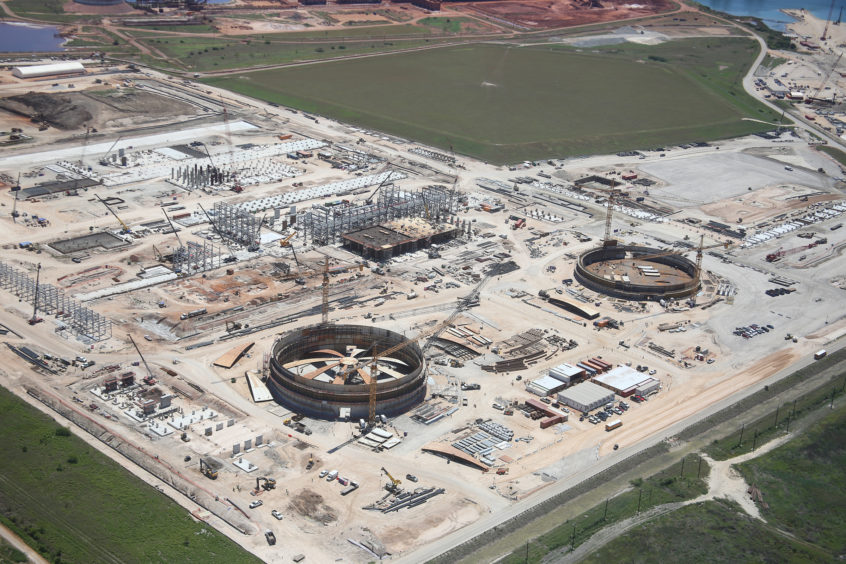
[367,263,502,423]
[95,194,130,233]
[822,0,836,40]
[161,208,185,250]
[319,257,364,324]
[811,51,843,100]
[127,333,155,384]
[28,263,43,325]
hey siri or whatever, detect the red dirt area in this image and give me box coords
[459,0,677,31]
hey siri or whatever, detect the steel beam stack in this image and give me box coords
[0,261,111,341]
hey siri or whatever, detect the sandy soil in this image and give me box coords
[700,183,838,225]
[461,0,677,31]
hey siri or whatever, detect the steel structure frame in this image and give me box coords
[298,185,456,246]
[212,202,263,249]
[0,261,111,341]
[172,239,222,275]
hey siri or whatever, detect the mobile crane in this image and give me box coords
[380,467,401,493]
[127,333,156,385]
[95,194,131,234]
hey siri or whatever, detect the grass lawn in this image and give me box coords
[705,347,846,461]
[736,404,846,556]
[205,38,779,164]
[0,537,27,563]
[498,453,710,564]
[817,145,846,168]
[580,499,831,563]
[0,385,260,564]
[418,17,472,34]
[139,35,449,72]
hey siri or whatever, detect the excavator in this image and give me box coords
[306,454,314,470]
[380,467,401,493]
[200,459,218,480]
[256,476,277,492]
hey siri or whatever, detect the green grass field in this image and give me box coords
[580,499,831,563]
[498,454,710,564]
[204,38,779,163]
[579,403,846,563]
[0,385,260,564]
[737,405,846,556]
[142,35,451,73]
[817,145,846,168]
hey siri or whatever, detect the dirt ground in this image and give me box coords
[0,89,200,132]
[460,0,677,31]
[700,184,839,225]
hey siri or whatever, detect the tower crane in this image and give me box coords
[28,263,43,325]
[127,333,156,385]
[366,263,502,425]
[95,194,131,234]
[822,0,837,40]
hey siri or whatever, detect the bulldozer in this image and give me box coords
[200,459,218,480]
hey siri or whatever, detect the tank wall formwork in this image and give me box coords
[574,245,699,300]
[267,324,426,420]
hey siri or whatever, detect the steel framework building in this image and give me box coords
[212,202,263,250]
[172,240,223,275]
[0,261,111,341]
[298,185,456,246]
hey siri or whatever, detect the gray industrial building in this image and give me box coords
[557,381,615,413]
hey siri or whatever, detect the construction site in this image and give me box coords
[1,42,846,562]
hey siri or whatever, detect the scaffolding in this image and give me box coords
[298,185,456,246]
[212,202,263,250]
[0,261,111,341]
[172,239,223,275]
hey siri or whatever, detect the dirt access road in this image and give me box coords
[0,522,49,564]
[557,399,839,563]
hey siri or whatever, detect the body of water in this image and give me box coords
[0,22,65,52]
[696,0,840,30]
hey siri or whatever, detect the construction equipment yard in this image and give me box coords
[0,48,846,563]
